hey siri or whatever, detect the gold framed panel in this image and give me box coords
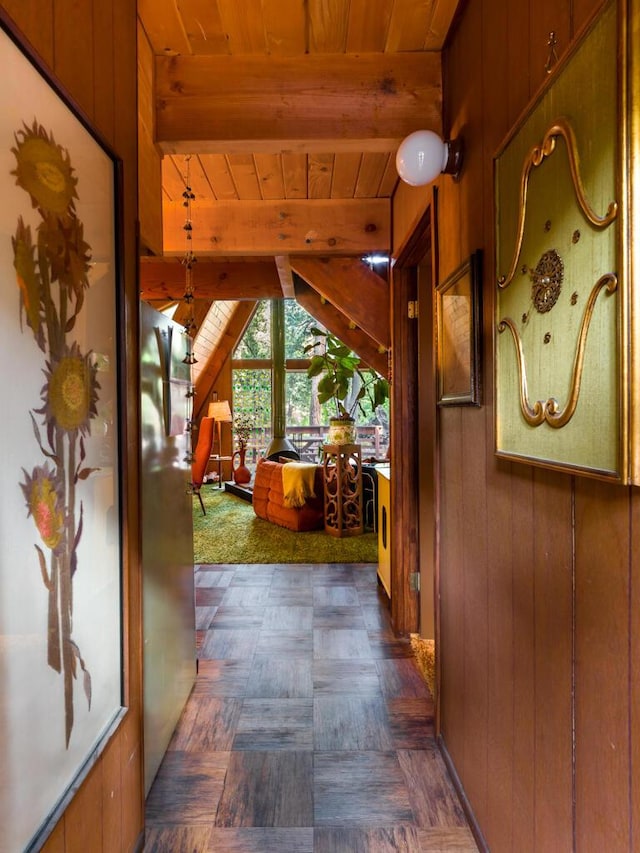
[494,0,637,481]
[436,250,482,406]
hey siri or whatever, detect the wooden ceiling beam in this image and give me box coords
[139,258,283,300]
[291,257,390,349]
[155,53,442,153]
[294,281,388,378]
[275,256,295,299]
[162,199,390,256]
[193,301,257,420]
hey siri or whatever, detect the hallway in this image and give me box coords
[144,562,477,852]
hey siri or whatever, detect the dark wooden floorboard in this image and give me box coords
[144,563,477,852]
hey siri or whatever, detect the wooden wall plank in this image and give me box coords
[438,407,465,766]
[53,0,94,116]
[0,0,54,66]
[574,479,630,850]
[510,467,536,853]
[532,469,573,851]
[138,20,163,254]
[389,264,420,635]
[527,0,571,95]
[93,0,115,140]
[631,490,640,851]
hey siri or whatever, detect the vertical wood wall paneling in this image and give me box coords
[53,0,94,115]
[532,469,573,850]
[0,0,149,849]
[631,490,640,850]
[0,0,54,64]
[437,405,465,770]
[416,249,437,641]
[112,0,145,839]
[436,0,636,848]
[527,0,572,95]
[509,465,536,853]
[574,479,630,849]
[137,19,163,255]
[389,263,419,634]
[480,0,515,840]
[93,0,115,141]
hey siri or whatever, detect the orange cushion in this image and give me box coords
[252,459,323,531]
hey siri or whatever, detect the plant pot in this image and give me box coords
[328,416,357,446]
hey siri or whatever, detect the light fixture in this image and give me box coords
[395,130,464,187]
[207,399,233,454]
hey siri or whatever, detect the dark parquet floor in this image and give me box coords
[144,563,478,853]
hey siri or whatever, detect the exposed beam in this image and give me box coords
[291,257,390,349]
[194,301,258,420]
[173,298,212,332]
[275,256,295,299]
[295,280,388,378]
[139,258,283,300]
[162,199,390,256]
[156,53,442,154]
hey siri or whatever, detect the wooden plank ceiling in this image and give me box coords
[137,0,460,383]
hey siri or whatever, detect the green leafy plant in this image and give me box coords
[233,411,254,449]
[305,328,389,419]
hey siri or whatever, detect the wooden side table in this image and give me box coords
[322,443,363,537]
[207,455,232,487]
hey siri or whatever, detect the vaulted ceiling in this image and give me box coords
[136,1,460,402]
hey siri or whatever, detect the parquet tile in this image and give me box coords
[145,562,477,852]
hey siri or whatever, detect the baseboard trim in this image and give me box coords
[437,733,490,853]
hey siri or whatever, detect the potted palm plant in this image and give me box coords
[305,328,389,445]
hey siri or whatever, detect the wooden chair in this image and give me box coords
[191,416,215,515]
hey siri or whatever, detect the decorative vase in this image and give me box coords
[328,416,357,446]
[232,446,251,484]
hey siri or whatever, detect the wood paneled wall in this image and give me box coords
[0,2,144,851]
[391,0,638,848]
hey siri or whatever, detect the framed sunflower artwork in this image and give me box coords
[494,0,640,481]
[0,14,124,853]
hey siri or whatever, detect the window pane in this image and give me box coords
[284,299,321,359]
[233,301,271,359]
[232,369,272,460]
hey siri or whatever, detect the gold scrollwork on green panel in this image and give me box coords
[497,118,618,290]
[497,273,618,428]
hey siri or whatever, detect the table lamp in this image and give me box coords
[207,399,233,454]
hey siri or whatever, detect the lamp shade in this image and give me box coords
[207,400,233,422]
[395,130,449,187]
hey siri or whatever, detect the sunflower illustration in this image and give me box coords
[12,216,42,340]
[42,342,99,436]
[11,120,77,216]
[21,465,66,552]
[39,211,91,305]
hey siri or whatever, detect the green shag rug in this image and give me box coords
[193,487,378,564]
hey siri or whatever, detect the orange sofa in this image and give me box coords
[252,458,324,532]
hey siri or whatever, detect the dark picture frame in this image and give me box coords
[0,12,125,852]
[436,250,482,406]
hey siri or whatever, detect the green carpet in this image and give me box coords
[193,487,378,564]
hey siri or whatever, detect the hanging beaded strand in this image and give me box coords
[182,155,198,364]
[182,156,197,464]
